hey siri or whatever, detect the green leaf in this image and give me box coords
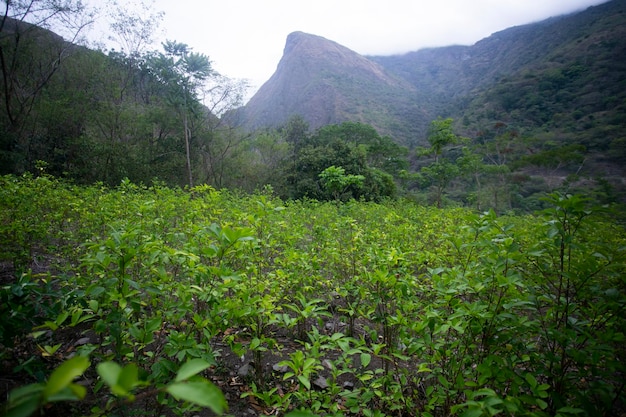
[68,383,87,400]
[29,330,47,339]
[297,374,311,390]
[418,363,432,373]
[43,356,90,400]
[88,286,106,297]
[5,383,44,417]
[249,337,261,351]
[146,317,162,333]
[46,384,86,402]
[166,380,227,414]
[524,372,538,388]
[55,311,69,326]
[285,410,318,417]
[303,358,317,371]
[175,358,212,382]
[3,398,40,417]
[360,353,371,368]
[38,320,58,331]
[96,362,140,398]
[97,361,122,389]
[8,383,44,403]
[88,299,99,311]
[358,373,373,382]
[556,406,584,415]
[437,374,450,388]
[118,363,139,391]
[459,408,483,417]
[474,388,497,397]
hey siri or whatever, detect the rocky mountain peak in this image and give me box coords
[281,31,400,84]
[240,31,416,135]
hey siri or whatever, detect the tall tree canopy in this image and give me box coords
[0,0,94,172]
[283,121,407,201]
[148,40,213,187]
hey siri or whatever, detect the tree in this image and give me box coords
[0,0,94,172]
[479,123,520,212]
[106,0,163,58]
[425,117,459,162]
[197,73,248,189]
[279,115,310,195]
[421,160,460,208]
[281,114,309,154]
[103,0,164,105]
[198,123,247,189]
[314,121,408,175]
[149,40,213,187]
[457,147,487,209]
[282,121,404,201]
[221,130,290,193]
[417,118,466,207]
[319,165,364,201]
[54,3,167,185]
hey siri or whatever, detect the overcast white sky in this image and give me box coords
[104,0,609,100]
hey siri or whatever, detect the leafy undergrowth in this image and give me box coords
[1,174,625,417]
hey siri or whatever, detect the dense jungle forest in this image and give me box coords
[1,1,625,417]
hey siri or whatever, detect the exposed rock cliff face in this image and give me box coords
[240,31,423,143]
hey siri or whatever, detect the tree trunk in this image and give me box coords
[183,111,193,188]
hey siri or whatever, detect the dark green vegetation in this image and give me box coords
[2,1,626,208]
[242,0,626,202]
[0,2,240,190]
[1,175,625,416]
[2,1,625,208]
[1,2,625,416]
[0,6,403,204]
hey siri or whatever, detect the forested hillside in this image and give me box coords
[0,0,625,210]
[0,4,246,189]
[240,0,626,207]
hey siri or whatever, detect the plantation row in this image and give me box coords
[1,174,625,417]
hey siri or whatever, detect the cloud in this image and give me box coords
[145,0,608,97]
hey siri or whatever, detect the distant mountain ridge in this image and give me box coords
[238,0,626,149]
[240,31,424,140]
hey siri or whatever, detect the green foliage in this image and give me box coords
[514,144,586,170]
[1,176,624,416]
[414,118,468,207]
[284,121,406,201]
[426,117,461,161]
[319,165,365,201]
[4,356,90,417]
[2,1,625,208]
[148,40,214,187]
[3,356,227,417]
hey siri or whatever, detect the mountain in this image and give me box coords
[238,31,428,143]
[239,0,626,152]
[2,1,624,202]
[239,32,426,141]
